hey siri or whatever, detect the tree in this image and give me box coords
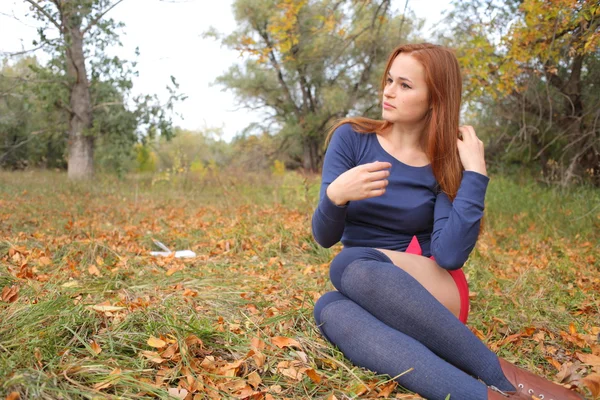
[0,56,68,169]
[212,0,419,172]
[22,0,181,179]
[445,0,599,185]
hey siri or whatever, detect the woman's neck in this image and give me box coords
[384,121,427,152]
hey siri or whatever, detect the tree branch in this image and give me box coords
[255,24,301,120]
[92,101,124,110]
[82,0,126,35]
[23,0,61,31]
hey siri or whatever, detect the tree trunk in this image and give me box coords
[560,54,585,185]
[302,135,321,173]
[63,10,94,180]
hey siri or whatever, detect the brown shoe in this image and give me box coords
[498,358,585,400]
[487,386,531,399]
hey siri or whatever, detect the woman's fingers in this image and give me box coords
[368,169,390,181]
[459,125,481,144]
[362,161,392,172]
[366,178,388,191]
[457,125,487,176]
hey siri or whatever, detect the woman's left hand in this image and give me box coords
[457,125,487,176]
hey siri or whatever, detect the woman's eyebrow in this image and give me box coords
[387,72,413,84]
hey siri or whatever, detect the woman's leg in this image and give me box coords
[314,291,490,400]
[377,247,463,319]
[329,247,516,392]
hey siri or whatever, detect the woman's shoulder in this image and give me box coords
[330,122,373,148]
[332,122,359,139]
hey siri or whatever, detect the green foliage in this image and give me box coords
[134,143,158,173]
[0,56,68,169]
[3,1,185,177]
[444,0,600,186]
[213,0,423,171]
[271,159,286,176]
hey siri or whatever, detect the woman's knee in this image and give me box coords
[313,291,347,326]
[330,247,392,289]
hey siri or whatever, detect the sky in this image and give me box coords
[1,0,451,141]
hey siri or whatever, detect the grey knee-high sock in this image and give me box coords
[315,291,489,400]
[334,259,515,392]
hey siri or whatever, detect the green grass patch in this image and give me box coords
[0,169,598,399]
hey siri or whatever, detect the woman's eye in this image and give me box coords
[401,83,411,89]
[386,78,393,84]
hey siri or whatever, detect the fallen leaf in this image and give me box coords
[88,264,101,277]
[269,385,282,393]
[91,304,125,313]
[167,387,189,399]
[161,343,178,359]
[90,340,102,355]
[6,392,20,400]
[141,350,166,364]
[93,368,122,390]
[581,373,600,397]
[306,368,322,384]
[232,384,255,398]
[34,348,42,367]
[247,371,262,388]
[277,360,305,381]
[377,381,397,397]
[271,336,301,349]
[576,352,600,367]
[1,285,19,303]
[251,337,266,350]
[555,362,577,383]
[147,336,167,348]
[250,350,265,368]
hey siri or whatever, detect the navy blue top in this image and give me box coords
[311,123,490,270]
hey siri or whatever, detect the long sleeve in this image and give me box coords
[431,171,490,270]
[311,125,357,248]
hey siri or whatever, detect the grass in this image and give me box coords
[0,169,598,399]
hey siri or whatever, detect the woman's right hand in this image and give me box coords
[326,161,392,206]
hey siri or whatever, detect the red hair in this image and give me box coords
[325,43,463,200]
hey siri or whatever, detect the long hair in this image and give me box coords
[325,43,463,200]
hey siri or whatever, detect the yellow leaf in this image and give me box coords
[251,337,266,350]
[271,336,300,349]
[91,305,125,312]
[1,285,19,303]
[306,368,322,384]
[377,381,397,397]
[147,336,167,348]
[569,322,577,335]
[141,350,166,363]
[88,264,101,277]
[576,352,600,367]
[38,256,52,266]
[582,374,600,397]
[247,370,262,388]
[90,340,102,355]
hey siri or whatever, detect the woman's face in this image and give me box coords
[381,53,430,125]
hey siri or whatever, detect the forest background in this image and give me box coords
[1,0,599,399]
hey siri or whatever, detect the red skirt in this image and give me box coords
[406,236,470,324]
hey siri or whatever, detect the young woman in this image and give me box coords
[312,43,584,400]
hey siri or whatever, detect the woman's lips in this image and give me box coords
[383,102,396,109]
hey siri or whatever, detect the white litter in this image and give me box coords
[150,239,196,258]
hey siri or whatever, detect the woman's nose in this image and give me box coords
[383,84,394,98]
